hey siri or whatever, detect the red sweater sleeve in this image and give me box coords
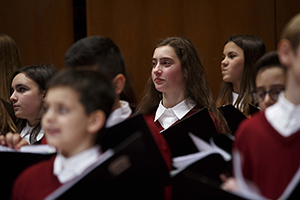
[11,156,61,200]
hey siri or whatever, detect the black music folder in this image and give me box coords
[171,163,247,200]
[211,134,234,154]
[161,107,219,158]
[47,132,170,200]
[249,103,260,115]
[218,105,247,135]
[98,113,171,186]
[1,151,55,200]
[1,98,17,124]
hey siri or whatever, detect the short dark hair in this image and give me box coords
[65,35,137,108]
[65,36,125,80]
[254,51,286,87]
[47,69,115,119]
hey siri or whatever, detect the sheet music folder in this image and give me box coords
[161,107,218,158]
[249,103,260,115]
[48,132,169,200]
[98,113,171,187]
[218,105,247,135]
[171,165,247,200]
[1,98,17,124]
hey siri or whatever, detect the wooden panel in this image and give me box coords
[0,0,74,69]
[276,0,300,44]
[86,0,275,100]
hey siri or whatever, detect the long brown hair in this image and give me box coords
[217,35,266,116]
[136,37,230,134]
[0,34,21,134]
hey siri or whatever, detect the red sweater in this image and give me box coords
[234,111,300,199]
[11,156,61,200]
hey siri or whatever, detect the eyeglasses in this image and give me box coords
[252,85,285,103]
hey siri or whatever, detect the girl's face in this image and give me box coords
[10,73,44,124]
[152,45,185,97]
[221,42,245,86]
[42,87,94,157]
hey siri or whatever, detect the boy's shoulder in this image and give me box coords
[16,155,56,183]
[234,111,268,140]
[240,111,266,129]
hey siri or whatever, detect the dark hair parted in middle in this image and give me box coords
[136,36,230,134]
[47,69,115,119]
[217,35,266,116]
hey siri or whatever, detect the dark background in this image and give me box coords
[1,0,299,100]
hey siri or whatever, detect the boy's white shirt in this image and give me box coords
[154,98,196,130]
[53,145,101,183]
[105,100,132,128]
[265,92,300,137]
[20,122,44,144]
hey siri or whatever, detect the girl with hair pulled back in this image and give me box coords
[4,64,56,148]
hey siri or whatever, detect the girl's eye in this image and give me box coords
[17,87,26,93]
[152,61,157,67]
[229,54,236,59]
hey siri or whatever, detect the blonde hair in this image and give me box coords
[0,34,21,134]
[280,13,300,51]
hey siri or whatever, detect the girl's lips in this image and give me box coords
[154,77,164,84]
[13,105,20,111]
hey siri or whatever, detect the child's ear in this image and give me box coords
[113,74,126,95]
[278,39,293,68]
[87,110,106,134]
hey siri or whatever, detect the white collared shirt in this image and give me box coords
[154,98,196,130]
[106,100,132,128]
[53,145,101,183]
[20,123,44,144]
[265,92,300,137]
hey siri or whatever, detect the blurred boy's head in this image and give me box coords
[65,36,137,109]
[252,51,286,110]
[42,69,115,156]
[278,13,300,95]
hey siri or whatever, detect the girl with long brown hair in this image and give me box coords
[136,36,229,134]
[217,35,266,116]
[0,34,21,134]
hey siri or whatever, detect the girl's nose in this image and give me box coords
[153,64,162,76]
[10,91,17,103]
[221,58,228,66]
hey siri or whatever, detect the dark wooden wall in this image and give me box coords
[0,0,74,69]
[1,0,299,101]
